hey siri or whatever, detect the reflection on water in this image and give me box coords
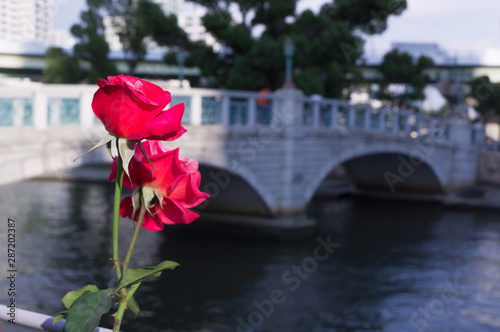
[1,180,500,331]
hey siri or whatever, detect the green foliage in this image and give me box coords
[45,0,188,80]
[470,76,500,115]
[127,296,140,317]
[62,285,101,309]
[69,0,118,83]
[117,260,179,291]
[62,289,113,332]
[109,0,190,75]
[137,0,188,47]
[105,0,159,74]
[320,0,407,34]
[54,260,177,330]
[377,49,434,108]
[183,0,404,97]
[43,47,84,83]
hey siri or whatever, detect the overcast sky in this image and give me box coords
[53,0,500,57]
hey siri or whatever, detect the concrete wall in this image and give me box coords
[0,125,109,186]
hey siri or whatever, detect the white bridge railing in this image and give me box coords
[0,84,484,144]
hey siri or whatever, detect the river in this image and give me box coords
[1,179,500,331]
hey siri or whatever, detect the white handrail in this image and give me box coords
[0,305,113,332]
[0,85,483,144]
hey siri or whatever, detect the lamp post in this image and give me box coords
[176,50,189,88]
[283,37,295,89]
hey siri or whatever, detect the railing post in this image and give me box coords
[404,113,412,136]
[12,99,24,127]
[415,114,422,136]
[363,106,371,130]
[33,91,48,130]
[378,108,385,132]
[348,105,355,128]
[247,97,256,126]
[272,88,304,127]
[473,121,484,144]
[190,93,202,125]
[80,91,94,128]
[331,102,338,129]
[392,110,399,135]
[448,118,472,146]
[312,101,320,128]
[221,94,230,125]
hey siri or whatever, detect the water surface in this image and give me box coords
[0,180,500,331]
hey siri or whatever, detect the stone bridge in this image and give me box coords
[0,84,484,234]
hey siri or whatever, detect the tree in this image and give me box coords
[174,0,407,97]
[70,0,118,83]
[104,0,147,74]
[43,0,117,83]
[43,47,84,83]
[136,0,189,47]
[470,76,500,115]
[104,0,189,74]
[377,50,434,108]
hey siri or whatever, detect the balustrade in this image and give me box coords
[0,85,483,145]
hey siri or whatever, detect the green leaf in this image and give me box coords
[128,296,140,317]
[106,140,113,159]
[117,260,179,291]
[74,134,115,162]
[53,311,67,324]
[62,285,100,310]
[63,289,113,332]
[118,138,137,178]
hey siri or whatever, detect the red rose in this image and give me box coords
[92,75,186,141]
[109,141,209,231]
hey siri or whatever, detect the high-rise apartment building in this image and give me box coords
[104,0,221,53]
[177,8,221,52]
[0,0,53,42]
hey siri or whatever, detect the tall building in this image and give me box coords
[104,0,221,54]
[0,0,53,42]
[177,8,221,52]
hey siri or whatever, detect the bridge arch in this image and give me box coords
[194,160,275,217]
[304,142,447,204]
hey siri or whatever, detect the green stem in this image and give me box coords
[113,142,124,281]
[113,302,126,332]
[123,202,146,276]
[113,203,146,332]
[113,281,141,332]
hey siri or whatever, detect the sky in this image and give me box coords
[53,0,500,58]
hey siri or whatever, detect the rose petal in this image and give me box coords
[92,75,174,139]
[111,75,171,110]
[157,198,200,225]
[127,103,186,141]
[168,172,209,208]
[92,87,159,138]
[146,148,187,190]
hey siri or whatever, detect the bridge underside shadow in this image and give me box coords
[196,165,273,217]
[191,165,314,239]
[341,153,442,195]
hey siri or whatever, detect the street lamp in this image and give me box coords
[176,50,189,88]
[283,37,295,89]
